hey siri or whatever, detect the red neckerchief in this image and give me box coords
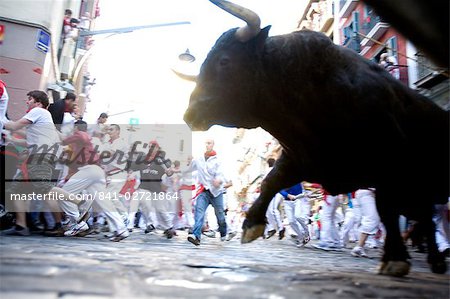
[204,150,216,160]
[25,106,37,113]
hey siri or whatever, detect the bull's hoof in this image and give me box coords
[430,261,447,274]
[241,224,266,244]
[377,261,411,277]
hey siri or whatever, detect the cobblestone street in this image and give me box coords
[0,229,448,299]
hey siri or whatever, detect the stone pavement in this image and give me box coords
[0,229,448,299]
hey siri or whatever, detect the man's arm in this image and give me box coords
[223,180,233,189]
[4,118,32,131]
[279,190,289,198]
[181,157,197,174]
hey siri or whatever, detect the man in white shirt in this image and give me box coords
[187,138,227,246]
[2,90,68,235]
[102,124,130,229]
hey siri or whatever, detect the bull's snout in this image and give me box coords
[183,109,195,127]
[183,108,204,131]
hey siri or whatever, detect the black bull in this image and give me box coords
[179,0,449,276]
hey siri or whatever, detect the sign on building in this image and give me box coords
[129,118,139,125]
[35,29,50,53]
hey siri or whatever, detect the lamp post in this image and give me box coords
[108,109,135,118]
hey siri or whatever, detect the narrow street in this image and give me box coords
[1,229,448,298]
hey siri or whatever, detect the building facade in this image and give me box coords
[336,0,448,109]
[0,0,100,120]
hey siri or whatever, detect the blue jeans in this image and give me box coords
[192,190,227,239]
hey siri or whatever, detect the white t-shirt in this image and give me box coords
[60,112,75,137]
[24,107,61,154]
[161,173,176,193]
[103,137,129,171]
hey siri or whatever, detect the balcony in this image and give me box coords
[359,13,390,47]
[298,0,334,35]
[318,0,334,33]
[339,0,358,18]
[414,53,448,89]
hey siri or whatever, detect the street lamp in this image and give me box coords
[171,48,197,81]
[72,21,191,86]
[68,21,191,118]
[178,48,195,62]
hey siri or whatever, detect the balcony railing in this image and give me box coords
[416,53,433,79]
[360,12,389,47]
[361,14,384,35]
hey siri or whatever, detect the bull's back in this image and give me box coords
[265,31,448,198]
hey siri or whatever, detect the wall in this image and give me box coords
[0,0,79,119]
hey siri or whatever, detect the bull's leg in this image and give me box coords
[375,188,411,277]
[241,153,298,243]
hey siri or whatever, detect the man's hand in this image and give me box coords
[212,178,222,188]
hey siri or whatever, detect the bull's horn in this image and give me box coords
[210,0,261,42]
[171,69,197,82]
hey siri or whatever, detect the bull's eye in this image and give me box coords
[219,57,230,67]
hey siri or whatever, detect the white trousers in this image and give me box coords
[340,207,358,245]
[284,199,309,240]
[59,165,126,232]
[179,189,195,228]
[106,171,129,219]
[354,189,380,235]
[129,189,160,228]
[266,193,284,232]
[153,192,177,230]
[320,195,340,245]
[434,202,450,252]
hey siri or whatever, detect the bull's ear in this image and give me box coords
[255,25,271,53]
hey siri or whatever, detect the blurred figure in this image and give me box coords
[177,157,196,231]
[88,112,108,141]
[264,158,285,239]
[59,17,80,80]
[314,189,341,251]
[340,194,359,248]
[351,188,381,257]
[434,200,450,256]
[379,53,400,79]
[102,124,130,230]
